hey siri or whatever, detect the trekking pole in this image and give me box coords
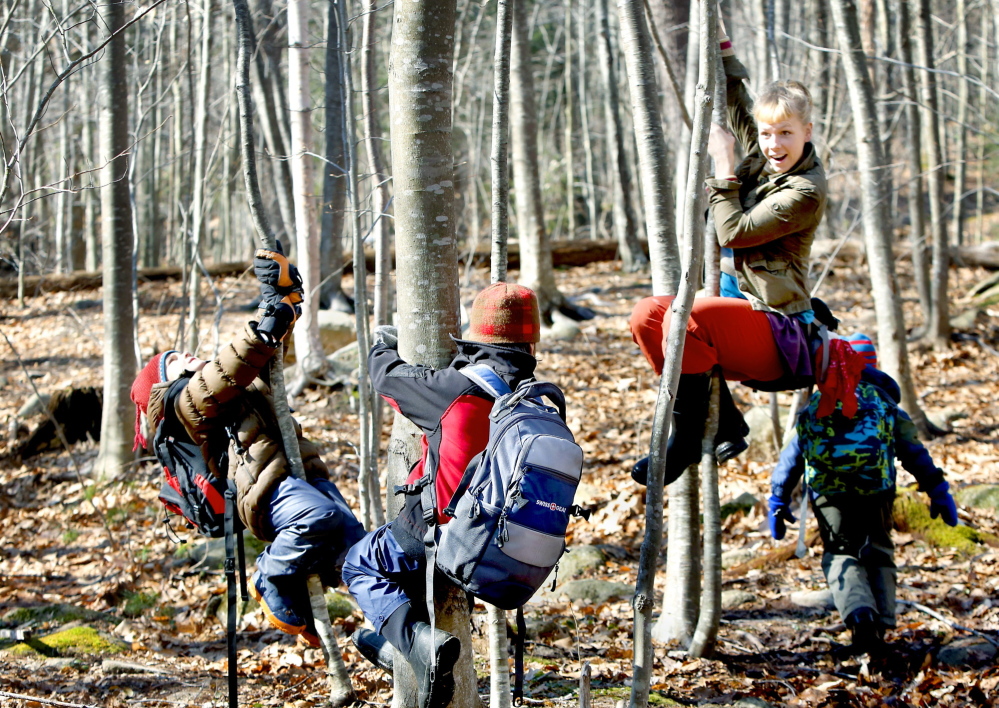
[231,1,355,704]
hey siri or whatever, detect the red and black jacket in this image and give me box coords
[369,338,537,557]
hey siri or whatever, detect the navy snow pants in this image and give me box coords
[255,476,365,586]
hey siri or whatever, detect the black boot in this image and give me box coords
[714,377,749,464]
[631,373,711,487]
[352,628,395,674]
[408,622,461,708]
[846,607,884,654]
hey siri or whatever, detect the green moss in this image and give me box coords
[122,591,159,618]
[1,604,115,628]
[593,688,681,706]
[893,493,998,553]
[62,529,80,544]
[325,591,357,620]
[4,627,127,657]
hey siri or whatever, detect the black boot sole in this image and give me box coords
[422,634,461,708]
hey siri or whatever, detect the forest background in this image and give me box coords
[0,0,998,705]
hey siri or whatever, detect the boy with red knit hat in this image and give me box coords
[769,333,958,653]
[342,282,542,708]
[131,248,364,646]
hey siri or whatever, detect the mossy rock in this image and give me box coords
[1,604,116,629]
[955,485,999,512]
[893,493,997,553]
[325,590,358,620]
[593,687,682,706]
[5,626,127,657]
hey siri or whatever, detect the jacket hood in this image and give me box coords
[451,337,538,389]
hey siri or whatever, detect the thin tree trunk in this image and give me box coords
[952,0,968,248]
[913,0,949,348]
[617,0,679,295]
[639,0,716,695]
[82,110,99,271]
[688,370,722,658]
[596,0,646,272]
[287,0,327,382]
[232,1,355,704]
[564,0,575,241]
[829,0,935,437]
[387,0,477,705]
[185,0,214,353]
[975,2,990,245]
[320,0,348,311]
[578,1,599,240]
[488,604,512,708]
[896,0,931,319]
[673,0,699,235]
[95,0,137,478]
[490,0,514,284]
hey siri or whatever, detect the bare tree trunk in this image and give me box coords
[320,0,348,312]
[82,110,99,271]
[488,604,512,708]
[688,370,721,658]
[829,0,935,437]
[578,1,599,241]
[387,0,478,705]
[951,0,969,248]
[564,0,576,241]
[638,0,715,685]
[185,0,214,353]
[895,0,931,319]
[288,0,327,383]
[232,1,355,703]
[511,0,565,315]
[617,0,680,294]
[913,0,949,348]
[596,0,647,272]
[975,2,990,245]
[361,0,393,329]
[95,0,137,478]
[490,0,514,283]
[673,0,699,234]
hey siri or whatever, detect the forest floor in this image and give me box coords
[0,255,998,708]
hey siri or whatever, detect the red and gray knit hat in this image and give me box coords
[468,283,541,344]
[130,351,176,450]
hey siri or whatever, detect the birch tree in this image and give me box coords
[387,0,478,704]
[95,0,137,478]
[828,0,935,437]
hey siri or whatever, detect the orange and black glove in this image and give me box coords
[253,242,304,346]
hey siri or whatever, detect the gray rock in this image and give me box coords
[937,637,999,667]
[926,408,967,433]
[950,308,982,330]
[790,589,835,611]
[744,406,787,460]
[182,530,265,570]
[721,492,759,519]
[102,659,170,675]
[44,657,87,671]
[721,590,757,610]
[558,545,607,579]
[542,313,582,342]
[315,309,357,354]
[733,699,773,708]
[721,549,756,570]
[722,590,756,610]
[955,484,999,511]
[17,393,50,419]
[557,579,632,604]
[524,615,566,640]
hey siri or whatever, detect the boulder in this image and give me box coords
[542,310,582,342]
[721,492,759,519]
[722,549,757,570]
[558,545,607,579]
[721,590,757,610]
[556,579,632,604]
[744,406,788,460]
[954,485,999,511]
[936,637,999,668]
[790,589,835,611]
[288,309,356,362]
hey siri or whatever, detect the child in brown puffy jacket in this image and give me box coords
[131,248,364,645]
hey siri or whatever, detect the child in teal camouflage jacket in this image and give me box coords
[769,334,958,652]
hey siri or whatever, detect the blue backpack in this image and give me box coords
[432,365,588,610]
[797,381,896,496]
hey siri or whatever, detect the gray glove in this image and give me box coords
[373,325,398,349]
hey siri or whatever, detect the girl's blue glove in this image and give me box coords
[768,494,796,540]
[928,481,958,527]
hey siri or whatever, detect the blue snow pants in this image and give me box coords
[255,476,365,586]
[341,523,425,633]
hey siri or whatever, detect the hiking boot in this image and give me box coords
[714,377,749,463]
[352,627,395,673]
[249,571,307,637]
[631,373,711,486]
[846,607,885,654]
[408,622,461,708]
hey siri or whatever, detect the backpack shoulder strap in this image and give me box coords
[514,381,567,421]
[458,364,512,398]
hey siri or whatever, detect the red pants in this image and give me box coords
[630,296,785,382]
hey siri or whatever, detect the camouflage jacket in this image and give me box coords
[771,369,944,500]
[704,53,827,316]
